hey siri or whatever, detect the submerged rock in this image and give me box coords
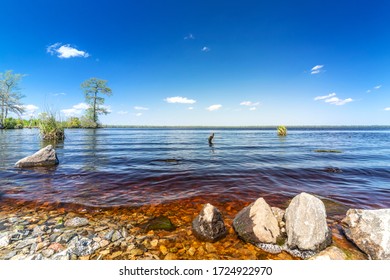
[309,246,347,260]
[233,198,281,251]
[64,217,89,228]
[15,145,59,168]
[70,237,100,257]
[192,203,227,242]
[342,208,390,260]
[285,192,331,255]
[140,216,175,232]
[324,167,343,173]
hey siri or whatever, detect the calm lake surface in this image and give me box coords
[1,128,389,213]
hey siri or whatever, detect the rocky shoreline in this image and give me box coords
[1,193,386,260]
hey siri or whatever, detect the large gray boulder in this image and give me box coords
[192,203,227,242]
[342,208,390,260]
[285,193,331,254]
[233,198,280,246]
[15,145,59,168]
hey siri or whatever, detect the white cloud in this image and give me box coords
[314,93,353,106]
[324,97,353,106]
[311,65,324,74]
[134,106,149,110]
[206,104,222,111]
[47,43,89,59]
[117,111,128,115]
[165,96,196,104]
[23,104,39,111]
[135,113,142,117]
[240,101,260,106]
[314,92,336,101]
[201,46,210,52]
[249,107,257,111]
[20,104,39,117]
[184,33,195,40]
[367,85,383,93]
[52,92,66,96]
[385,107,390,111]
[73,103,90,110]
[61,102,89,116]
[188,107,194,110]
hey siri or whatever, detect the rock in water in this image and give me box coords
[140,216,175,232]
[192,203,227,242]
[285,192,331,254]
[64,217,89,227]
[15,145,59,168]
[309,246,347,260]
[233,198,280,246]
[342,208,390,260]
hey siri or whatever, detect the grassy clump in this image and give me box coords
[277,125,287,136]
[38,112,65,141]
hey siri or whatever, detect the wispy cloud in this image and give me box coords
[314,92,336,101]
[325,97,353,106]
[117,111,128,115]
[311,65,324,74]
[240,101,260,106]
[385,107,390,111]
[188,107,194,110]
[314,93,353,106]
[165,96,196,104]
[47,43,90,59]
[184,33,195,40]
[240,101,260,111]
[206,104,222,111]
[368,85,382,93]
[52,92,66,96]
[134,106,149,111]
[61,102,90,116]
[135,113,143,117]
[201,46,210,52]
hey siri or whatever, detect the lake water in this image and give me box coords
[1,128,389,215]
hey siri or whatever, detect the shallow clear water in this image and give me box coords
[1,128,389,211]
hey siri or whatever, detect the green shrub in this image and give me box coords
[38,112,65,141]
[66,117,81,128]
[80,115,98,128]
[3,118,17,129]
[277,125,287,136]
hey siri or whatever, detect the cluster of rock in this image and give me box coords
[192,192,390,260]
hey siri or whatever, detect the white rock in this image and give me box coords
[342,208,390,260]
[285,192,331,252]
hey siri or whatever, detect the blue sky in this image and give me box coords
[1,0,389,125]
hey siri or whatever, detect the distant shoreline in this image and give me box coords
[100,125,390,130]
[2,125,390,130]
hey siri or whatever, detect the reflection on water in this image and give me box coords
[0,128,390,215]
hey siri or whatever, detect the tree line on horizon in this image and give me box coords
[0,70,112,131]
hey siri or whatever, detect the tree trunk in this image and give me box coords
[0,100,4,127]
[93,90,97,124]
